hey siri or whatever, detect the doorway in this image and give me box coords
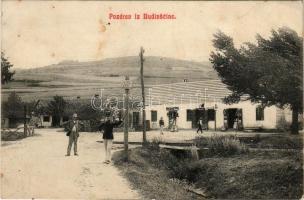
[193,108,208,129]
[132,112,140,129]
[166,107,179,131]
[226,109,237,129]
[223,108,243,130]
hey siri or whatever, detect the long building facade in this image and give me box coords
[141,80,293,131]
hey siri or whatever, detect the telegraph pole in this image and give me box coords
[23,105,27,137]
[123,76,130,161]
[140,47,147,145]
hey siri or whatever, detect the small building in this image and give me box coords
[144,80,294,131]
[39,115,53,127]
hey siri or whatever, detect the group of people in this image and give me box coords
[63,113,122,164]
[160,104,206,134]
[64,107,205,164]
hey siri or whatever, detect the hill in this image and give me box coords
[2,56,218,101]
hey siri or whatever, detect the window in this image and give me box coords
[256,106,264,121]
[207,109,215,121]
[43,116,50,122]
[186,109,193,121]
[151,111,157,122]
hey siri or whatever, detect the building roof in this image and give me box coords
[145,79,233,105]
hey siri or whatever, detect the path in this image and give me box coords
[1,129,140,199]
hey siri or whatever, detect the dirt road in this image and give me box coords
[1,129,140,199]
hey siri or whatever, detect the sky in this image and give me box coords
[1,1,303,69]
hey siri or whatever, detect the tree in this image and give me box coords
[2,92,24,118]
[2,92,24,127]
[1,52,15,84]
[210,27,303,134]
[47,95,67,126]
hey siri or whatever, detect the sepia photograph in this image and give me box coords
[1,1,303,199]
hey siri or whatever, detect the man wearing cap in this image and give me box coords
[63,113,84,156]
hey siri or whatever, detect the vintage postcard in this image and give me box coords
[1,1,303,199]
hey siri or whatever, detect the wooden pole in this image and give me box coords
[214,110,217,131]
[140,47,147,145]
[124,76,130,161]
[23,105,27,137]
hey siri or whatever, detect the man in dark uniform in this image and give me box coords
[197,117,203,133]
[99,117,122,164]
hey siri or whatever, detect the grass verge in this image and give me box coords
[113,144,302,199]
[113,147,201,199]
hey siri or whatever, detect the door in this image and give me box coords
[226,109,237,129]
[195,108,207,129]
[236,109,243,130]
[191,109,198,128]
[166,107,179,131]
[132,112,140,129]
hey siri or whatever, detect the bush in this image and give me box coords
[195,135,249,157]
[146,136,165,151]
[276,117,291,132]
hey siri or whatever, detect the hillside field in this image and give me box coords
[2,56,217,102]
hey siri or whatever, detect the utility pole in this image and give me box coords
[23,105,27,137]
[140,47,147,145]
[214,104,217,131]
[123,76,131,161]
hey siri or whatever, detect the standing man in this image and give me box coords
[159,117,165,135]
[197,117,203,134]
[64,113,84,156]
[99,117,122,164]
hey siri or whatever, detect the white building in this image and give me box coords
[39,115,53,127]
[143,80,293,130]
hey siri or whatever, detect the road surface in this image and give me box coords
[1,129,140,199]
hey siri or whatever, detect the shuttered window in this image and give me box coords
[207,109,215,121]
[186,109,193,121]
[151,111,157,122]
[256,106,264,121]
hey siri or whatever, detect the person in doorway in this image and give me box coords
[197,117,203,134]
[98,117,122,164]
[159,117,165,135]
[64,113,84,156]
